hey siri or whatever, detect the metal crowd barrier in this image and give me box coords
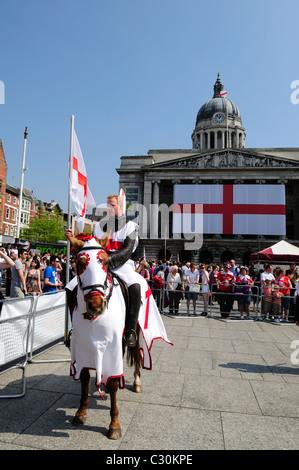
[0,296,35,398]
[0,290,69,399]
[155,280,296,322]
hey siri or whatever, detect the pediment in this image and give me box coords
[145,149,299,170]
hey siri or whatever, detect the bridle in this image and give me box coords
[76,245,114,319]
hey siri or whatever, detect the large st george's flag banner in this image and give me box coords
[173,184,286,236]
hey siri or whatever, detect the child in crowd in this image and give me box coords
[262,279,273,320]
[272,284,284,322]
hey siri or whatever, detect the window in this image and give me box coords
[5,208,10,219]
[7,194,11,202]
[12,209,16,221]
[4,225,8,235]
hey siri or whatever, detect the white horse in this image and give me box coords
[65,233,172,439]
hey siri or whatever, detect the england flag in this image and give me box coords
[173,184,286,236]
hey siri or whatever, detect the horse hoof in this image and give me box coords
[133,385,143,393]
[72,414,87,426]
[107,426,122,440]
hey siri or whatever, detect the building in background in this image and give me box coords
[117,74,299,264]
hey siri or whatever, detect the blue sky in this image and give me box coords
[0,0,298,213]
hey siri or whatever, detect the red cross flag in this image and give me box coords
[69,130,96,233]
[173,184,286,236]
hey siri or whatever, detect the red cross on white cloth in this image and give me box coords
[173,184,286,236]
[69,130,96,232]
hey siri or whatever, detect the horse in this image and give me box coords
[65,233,172,439]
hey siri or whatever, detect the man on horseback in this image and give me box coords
[93,193,141,347]
[66,192,141,347]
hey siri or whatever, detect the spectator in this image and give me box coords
[43,255,63,293]
[261,279,273,320]
[253,268,263,315]
[273,284,284,322]
[216,262,235,318]
[25,258,42,294]
[230,259,240,277]
[153,270,164,312]
[199,263,209,316]
[167,265,183,315]
[69,257,77,281]
[260,265,275,317]
[209,265,219,303]
[185,262,200,316]
[0,248,15,300]
[235,266,254,318]
[286,264,298,318]
[274,268,292,322]
[139,261,151,282]
[294,277,299,326]
[10,249,27,298]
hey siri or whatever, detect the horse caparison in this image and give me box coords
[65,233,143,440]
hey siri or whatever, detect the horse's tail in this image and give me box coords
[126,345,135,367]
[124,325,141,367]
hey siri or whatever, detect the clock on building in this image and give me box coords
[213,113,225,123]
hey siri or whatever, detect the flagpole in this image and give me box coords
[64,115,74,344]
[15,127,28,244]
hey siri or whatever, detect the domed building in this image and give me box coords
[115,74,299,265]
[192,73,246,151]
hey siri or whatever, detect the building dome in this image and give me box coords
[195,73,242,127]
[196,97,241,126]
[192,73,246,150]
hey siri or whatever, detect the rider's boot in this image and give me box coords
[125,283,141,348]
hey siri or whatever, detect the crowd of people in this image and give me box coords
[134,258,299,323]
[0,245,68,299]
[0,244,298,325]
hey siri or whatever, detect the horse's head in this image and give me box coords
[66,233,111,320]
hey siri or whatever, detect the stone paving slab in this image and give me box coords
[0,311,298,453]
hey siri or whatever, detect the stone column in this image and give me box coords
[221,131,225,149]
[140,179,152,239]
[150,179,160,239]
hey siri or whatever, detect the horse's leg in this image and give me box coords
[133,344,142,393]
[106,377,122,439]
[72,368,90,425]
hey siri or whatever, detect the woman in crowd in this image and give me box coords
[235,266,254,318]
[139,261,151,282]
[25,258,42,294]
[185,262,200,316]
[199,263,210,316]
[167,265,183,315]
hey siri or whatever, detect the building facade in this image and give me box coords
[117,74,299,265]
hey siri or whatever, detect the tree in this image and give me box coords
[20,208,67,243]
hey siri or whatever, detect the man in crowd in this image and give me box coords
[43,255,63,292]
[216,262,235,318]
[10,248,27,298]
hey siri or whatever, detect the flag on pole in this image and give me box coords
[173,184,286,236]
[219,90,227,97]
[69,130,96,233]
